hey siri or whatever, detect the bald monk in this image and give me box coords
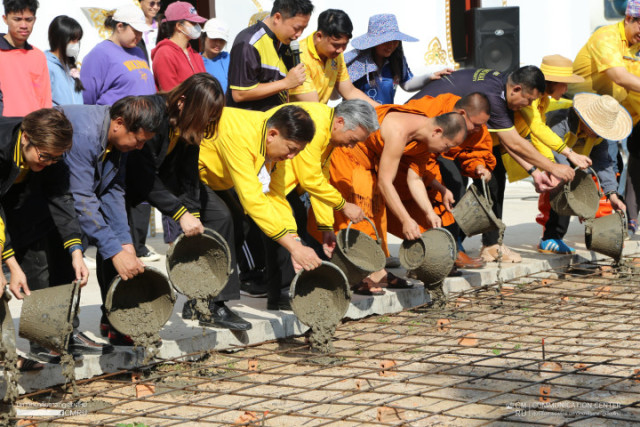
[324,105,467,295]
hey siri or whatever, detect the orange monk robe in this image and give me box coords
[385,94,497,237]
[309,102,446,255]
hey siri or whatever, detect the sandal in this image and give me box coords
[16,355,45,372]
[352,279,385,296]
[382,272,413,289]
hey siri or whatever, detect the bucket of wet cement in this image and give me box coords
[0,294,16,360]
[332,217,386,286]
[550,167,601,219]
[166,228,232,300]
[452,180,505,237]
[290,261,350,353]
[19,281,80,353]
[399,228,457,286]
[106,266,176,338]
[585,211,626,261]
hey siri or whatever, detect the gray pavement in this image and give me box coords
[6,179,640,392]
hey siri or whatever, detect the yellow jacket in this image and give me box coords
[267,102,345,231]
[199,107,297,240]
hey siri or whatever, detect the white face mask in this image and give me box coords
[66,42,80,58]
[181,22,202,40]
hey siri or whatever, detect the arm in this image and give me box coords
[152,48,182,91]
[377,115,422,240]
[37,51,53,108]
[497,128,575,182]
[604,66,640,93]
[79,50,104,105]
[406,168,441,228]
[231,64,305,103]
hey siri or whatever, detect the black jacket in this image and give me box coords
[125,95,201,221]
[0,117,82,259]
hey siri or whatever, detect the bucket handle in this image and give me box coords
[344,216,381,253]
[481,178,493,207]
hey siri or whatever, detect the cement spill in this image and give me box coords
[0,334,18,423]
[291,266,350,354]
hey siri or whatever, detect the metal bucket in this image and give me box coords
[331,217,386,286]
[290,261,351,328]
[0,294,16,360]
[550,167,601,219]
[166,228,232,300]
[19,281,80,353]
[452,180,505,237]
[399,228,457,286]
[105,266,176,337]
[585,211,626,261]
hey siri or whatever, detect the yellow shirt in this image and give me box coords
[267,102,345,231]
[289,32,350,104]
[198,107,297,240]
[572,21,640,102]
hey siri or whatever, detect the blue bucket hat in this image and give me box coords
[350,14,418,51]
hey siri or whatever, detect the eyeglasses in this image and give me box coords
[147,1,161,7]
[32,143,64,163]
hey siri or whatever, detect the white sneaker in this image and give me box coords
[139,251,161,262]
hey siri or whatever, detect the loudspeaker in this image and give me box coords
[467,7,519,73]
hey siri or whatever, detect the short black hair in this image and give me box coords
[267,105,315,143]
[317,9,352,39]
[271,0,313,19]
[509,65,546,94]
[434,111,467,141]
[110,95,165,134]
[3,0,38,14]
[454,92,491,116]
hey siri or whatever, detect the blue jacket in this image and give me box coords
[61,104,131,259]
[46,51,83,106]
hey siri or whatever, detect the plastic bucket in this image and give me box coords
[585,211,626,261]
[399,228,457,286]
[452,180,505,237]
[19,281,80,353]
[290,261,351,328]
[550,167,601,219]
[105,266,176,337]
[0,294,16,360]
[166,228,232,300]
[331,217,386,286]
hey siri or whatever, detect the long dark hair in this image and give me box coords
[368,41,405,86]
[48,15,84,92]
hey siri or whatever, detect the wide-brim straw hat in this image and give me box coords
[573,93,632,141]
[351,14,418,50]
[539,54,584,84]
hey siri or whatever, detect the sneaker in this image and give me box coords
[69,332,114,355]
[240,280,269,298]
[99,314,110,337]
[537,239,575,255]
[480,244,522,263]
[139,250,161,262]
[629,219,638,234]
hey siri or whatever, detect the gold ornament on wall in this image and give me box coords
[424,37,448,66]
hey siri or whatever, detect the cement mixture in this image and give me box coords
[0,333,18,424]
[291,268,350,354]
[168,247,228,300]
[338,231,384,272]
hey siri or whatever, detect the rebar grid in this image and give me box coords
[13,258,640,426]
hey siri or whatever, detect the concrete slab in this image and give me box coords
[4,179,640,392]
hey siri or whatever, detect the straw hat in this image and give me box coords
[573,93,632,141]
[539,55,584,83]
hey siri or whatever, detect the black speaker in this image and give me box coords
[467,7,519,73]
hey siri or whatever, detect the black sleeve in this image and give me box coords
[42,162,83,250]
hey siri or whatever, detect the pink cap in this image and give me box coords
[164,1,207,23]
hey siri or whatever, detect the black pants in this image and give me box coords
[629,153,640,222]
[287,191,326,260]
[542,152,571,240]
[473,146,506,246]
[198,185,242,302]
[126,201,151,256]
[438,157,467,243]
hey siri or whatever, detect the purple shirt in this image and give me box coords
[80,40,156,105]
